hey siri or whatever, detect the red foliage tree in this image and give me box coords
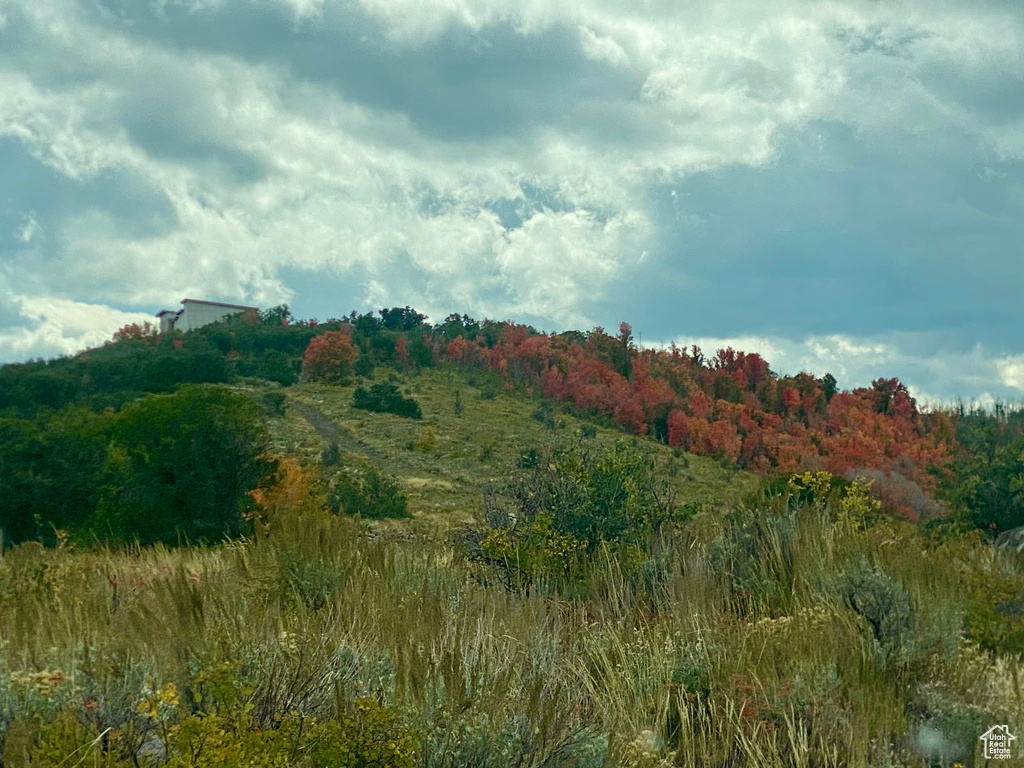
[112,321,158,342]
[395,337,409,368]
[418,314,955,491]
[667,409,688,447]
[613,397,647,436]
[302,330,358,383]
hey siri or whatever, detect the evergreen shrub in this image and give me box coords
[352,383,421,419]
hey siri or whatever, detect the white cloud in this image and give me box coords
[0,73,135,182]
[495,208,649,326]
[998,355,1024,394]
[579,25,629,66]
[0,0,1021,394]
[0,5,655,321]
[653,332,1024,405]
[16,214,40,244]
[0,295,155,362]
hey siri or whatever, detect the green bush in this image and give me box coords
[475,438,679,591]
[261,391,287,417]
[329,467,409,520]
[0,386,277,549]
[531,403,556,429]
[17,700,416,767]
[0,407,110,546]
[709,502,802,614]
[354,354,375,379]
[474,370,503,400]
[353,383,422,419]
[321,442,341,467]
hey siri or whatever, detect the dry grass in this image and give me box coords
[1,477,1021,765]
[1,369,1019,765]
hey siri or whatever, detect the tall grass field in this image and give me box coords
[0,367,1021,767]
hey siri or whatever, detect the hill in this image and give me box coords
[3,303,1023,545]
[1,307,1023,765]
[248,366,759,528]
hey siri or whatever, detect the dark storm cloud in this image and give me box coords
[75,0,643,144]
[620,120,1024,356]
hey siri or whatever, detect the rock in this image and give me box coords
[138,734,166,762]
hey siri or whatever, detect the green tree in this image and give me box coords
[0,408,111,546]
[95,385,276,545]
[947,437,1024,534]
[255,349,298,386]
[379,306,427,332]
[0,417,46,545]
[328,466,409,519]
[406,332,434,367]
[33,407,111,538]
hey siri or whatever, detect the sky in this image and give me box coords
[1,0,1022,404]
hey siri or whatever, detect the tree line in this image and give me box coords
[2,303,1021,541]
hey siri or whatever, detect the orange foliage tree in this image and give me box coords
[301,328,358,383]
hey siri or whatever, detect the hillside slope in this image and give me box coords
[240,365,760,526]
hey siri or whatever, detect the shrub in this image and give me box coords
[837,558,916,671]
[321,442,341,467]
[849,468,945,522]
[474,438,679,591]
[412,426,441,453]
[475,370,503,400]
[963,567,1024,655]
[766,471,846,509]
[19,700,417,767]
[329,467,409,520]
[709,502,803,614]
[942,434,1024,534]
[0,407,112,546]
[262,391,287,417]
[531,403,556,429]
[352,383,422,419]
[353,353,375,379]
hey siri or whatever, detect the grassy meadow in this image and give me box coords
[0,368,1022,767]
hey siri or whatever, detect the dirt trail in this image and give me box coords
[287,400,388,460]
[287,399,469,495]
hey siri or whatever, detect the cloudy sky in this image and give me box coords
[1,0,1022,403]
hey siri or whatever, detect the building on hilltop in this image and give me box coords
[156,298,258,334]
